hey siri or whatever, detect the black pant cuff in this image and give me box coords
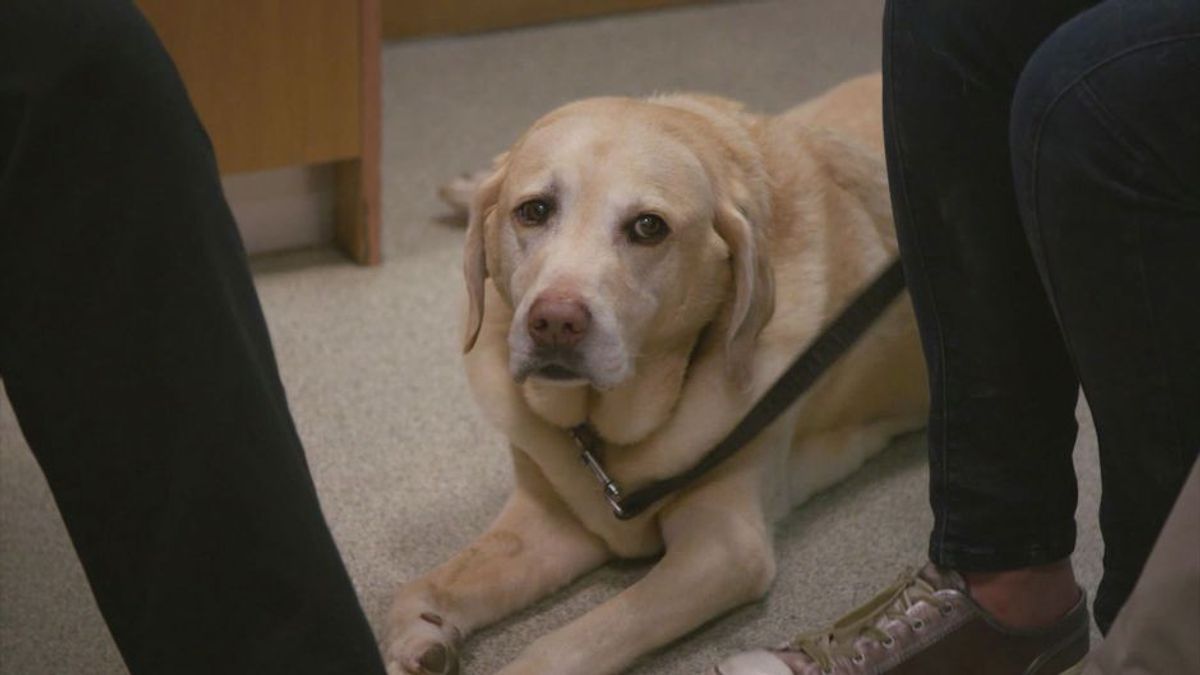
[929,530,1076,572]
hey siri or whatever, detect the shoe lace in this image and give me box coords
[787,567,938,670]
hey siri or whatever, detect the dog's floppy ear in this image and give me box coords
[714,193,775,385]
[462,153,508,353]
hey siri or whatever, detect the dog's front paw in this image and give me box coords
[385,607,462,675]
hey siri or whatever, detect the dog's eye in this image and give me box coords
[514,199,553,226]
[628,214,670,245]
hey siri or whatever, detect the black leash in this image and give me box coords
[570,258,906,520]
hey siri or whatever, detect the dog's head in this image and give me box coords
[463,96,774,390]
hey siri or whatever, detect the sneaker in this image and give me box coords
[710,563,1088,675]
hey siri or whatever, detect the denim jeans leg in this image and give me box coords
[1010,0,1200,632]
[883,0,1096,572]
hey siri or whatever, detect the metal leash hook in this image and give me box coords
[570,424,627,518]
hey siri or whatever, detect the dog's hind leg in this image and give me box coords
[385,450,610,675]
[783,415,926,514]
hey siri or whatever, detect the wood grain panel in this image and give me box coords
[383,0,707,39]
[335,0,383,265]
[137,0,361,174]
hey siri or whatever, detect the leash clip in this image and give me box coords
[570,424,627,518]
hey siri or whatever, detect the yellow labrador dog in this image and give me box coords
[386,74,928,675]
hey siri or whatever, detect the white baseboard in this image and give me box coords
[221,165,335,255]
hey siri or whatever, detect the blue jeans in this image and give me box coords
[883,0,1200,632]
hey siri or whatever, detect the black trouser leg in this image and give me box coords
[0,1,386,673]
[882,0,1096,573]
[1010,0,1200,632]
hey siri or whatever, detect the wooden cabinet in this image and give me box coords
[136,0,381,264]
[382,0,705,39]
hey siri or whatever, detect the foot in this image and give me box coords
[708,563,1089,674]
[963,559,1080,629]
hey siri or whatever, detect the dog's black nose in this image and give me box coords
[527,296,590,348]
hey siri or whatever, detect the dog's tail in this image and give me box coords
[437,168,490,222]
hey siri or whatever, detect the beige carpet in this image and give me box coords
[0,1,1104,673]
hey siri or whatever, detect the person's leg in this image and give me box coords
[1009,0,1200,633]
[709,3,1107,673]
[883,0,1099,625]
[0,1,386,674]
